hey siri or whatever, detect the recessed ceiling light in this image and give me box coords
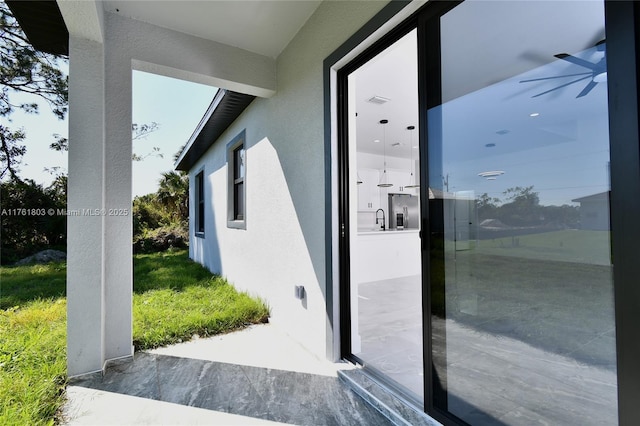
[496,129,510,135]
[485,143,496,148]
[374,139,380,143]
[530,112,540,117]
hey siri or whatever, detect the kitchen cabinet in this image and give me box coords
[357,168,380,211]
[355,229,421,283]
[358,168,418,212]
[387,169,416,193]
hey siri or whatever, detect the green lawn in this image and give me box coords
[472,229,612,265]
[0,300,66,425]
[0,250,269,425]
[439,235,616,368]
[132,251,269,350]
[1,263,67,310]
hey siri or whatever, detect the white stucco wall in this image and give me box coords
[189,1,389,359]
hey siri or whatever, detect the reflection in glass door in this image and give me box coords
[426,1,617,424]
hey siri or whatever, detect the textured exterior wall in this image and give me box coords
[189,1,388,359]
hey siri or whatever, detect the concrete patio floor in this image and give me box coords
[62,324,394,425]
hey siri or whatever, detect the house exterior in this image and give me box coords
[572,191,610,231]
[9,1,640,424]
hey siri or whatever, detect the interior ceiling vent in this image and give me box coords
[367,95,390,104]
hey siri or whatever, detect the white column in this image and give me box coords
[66,36,106,377]
[103,33,133,361]
[66,31,134,376]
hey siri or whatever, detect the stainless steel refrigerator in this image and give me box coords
[388,193,419,230]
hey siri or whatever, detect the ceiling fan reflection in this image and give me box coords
[520,40,606,98]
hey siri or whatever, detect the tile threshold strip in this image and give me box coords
[338,368,440,426]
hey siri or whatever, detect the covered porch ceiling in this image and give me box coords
[7,0,322,59]
[102,1,322,59]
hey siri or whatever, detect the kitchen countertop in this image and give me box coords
[358,228,420,235]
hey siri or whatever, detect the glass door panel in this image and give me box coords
[347,29,424,402]
[427,1,617,424]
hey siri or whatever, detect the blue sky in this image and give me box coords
[7,69,217,197]
[131,71,217,196]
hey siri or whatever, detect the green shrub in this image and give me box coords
[132,193,164,237]
[0,178,66,265]
[133,225,188,253]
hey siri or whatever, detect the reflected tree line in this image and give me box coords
[476,186,579,229]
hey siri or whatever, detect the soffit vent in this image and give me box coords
[175,90,256,171]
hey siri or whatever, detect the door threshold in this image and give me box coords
[338,367,441,426]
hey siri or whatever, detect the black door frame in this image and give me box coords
[336,11,421,362]
[332,1,640,423]
[605,2,640,424]
[336,17,428,408]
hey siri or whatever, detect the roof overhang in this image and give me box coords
[5,0,69,56]
[571,191,610,203]
[175,90,255,172]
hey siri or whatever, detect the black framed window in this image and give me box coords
[195,170,205,236]
[233,146,245,220]
[227,130,246,229]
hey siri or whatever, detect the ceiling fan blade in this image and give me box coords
[555,53,597,70]
[576,80,598,98]
[531,75,592,98]
[520,72,591,83]
[587,30,606,49]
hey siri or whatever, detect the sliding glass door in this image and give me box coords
[338,0,631,423]
[425,1,616,423]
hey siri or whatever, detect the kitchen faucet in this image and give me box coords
[375,208,386,231]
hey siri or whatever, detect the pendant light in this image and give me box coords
[377,119,393,187]
[405,125,419,188]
